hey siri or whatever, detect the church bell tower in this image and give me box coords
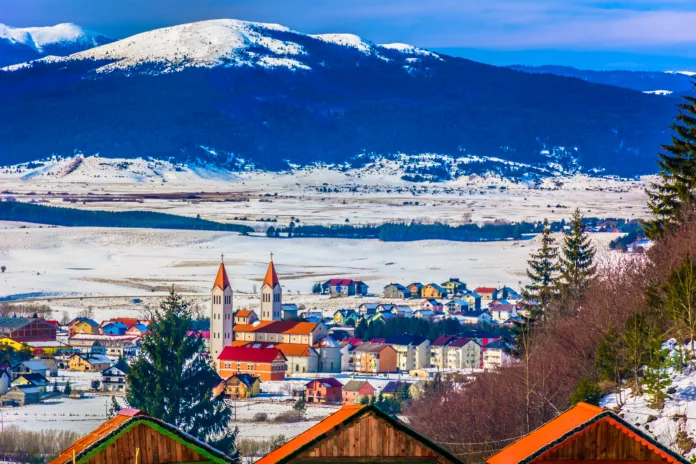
[210,254,234,360]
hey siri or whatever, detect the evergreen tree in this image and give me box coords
[657,255,696,367]
[115,354,129,373]
[108,396,122,418]
[63,380,72,396]
[557,209,596,310]
[642,344,672,409]
[127,289,239,459]
[524,219,558,311]
[645,89,696,240]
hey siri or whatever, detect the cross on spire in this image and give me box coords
[270,252,274,261]
[221,253,224,263]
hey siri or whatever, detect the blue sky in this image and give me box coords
[4,0,696,70]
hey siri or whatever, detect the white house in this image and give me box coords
[490,304,517,323]
[455,311,492,325]
[385,334,430,371]
[101,366,127,392]
[483,340,512,370]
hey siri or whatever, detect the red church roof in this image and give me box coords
[263,260,280,288]
[213,262,231,290]
[218,346,286,363]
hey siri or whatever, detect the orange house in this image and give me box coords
[487,402,689,464]
[351,342,398,374]
[305,378,343,404]
[218,346,287,381]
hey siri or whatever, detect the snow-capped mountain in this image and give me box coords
[0,19,678,178]
[0,23,114,67]
[5,20,435,75]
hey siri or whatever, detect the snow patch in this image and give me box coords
[0,22,109,52]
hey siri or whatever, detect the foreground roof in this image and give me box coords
[487,402,689,464]
[256,404,463,464]
[49,409,235,464]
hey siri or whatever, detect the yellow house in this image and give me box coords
[68,318,100,337]
[68,354,112,372]
[213,374,261,399]
[421,284,446,299]
[0,337,28,351]
[333,310,358,326]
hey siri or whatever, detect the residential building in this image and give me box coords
[1,385,40,406]
[441,278,467,295]
[313,336,342,373]
[342,380,375,405]
[357,303,379,316]
[406,282,424,298]
[322,279,369,297]
[377,303,395,313]
[48,409,236,464]
[421,283,447,299]
[445,338,482,370]
[474,287,499,301]
[490,304,517,323]
[281,304,300,320]
[487,403,687,464]
[429,335,455,369]
[0,316,57,342]
[391,305,414,318]
[217,346,287,381]
[0,368,11,395]
[420,299,443,312]
[305,378,343,403]
[456,311,493,325]
[67,317,100,337]
[260,259,282,321]
[413,309,436,320]
[12,360,49,379]
[101,321,128,335]
[210,258,234,361]
[385,334,430,371]
[125,323,148,336]
[234,309,258,325]
[256,405,462,464]
[340,340,356,371]
[69,334,139,357]
[367,311,395,325]
[233,341,319,375]
[381,381,409,399]
[482,340,511,370]
[461,292,482,310]
[351,343,397,374]
[333,309,359,326]
[101,366,127,392]
[11,373,49,393]
[383,283,412,299]
[498,286,522,300]
[68,354,112,372]
[213,373,261,399]
[444,299,469,314]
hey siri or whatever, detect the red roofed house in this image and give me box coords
[474,287,499,301]
[305,377,343,404]
[256,404,462,464]
[0,317,57,343]
[322,279,369,297]
[342,380,375,405]
[48,409,235,464]
[234,309,258,325]
[217,346,287,381]
[487,402,689,464]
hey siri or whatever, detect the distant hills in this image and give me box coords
[0,23,114,67]
[0,19,684,178]
[509,65,694,96]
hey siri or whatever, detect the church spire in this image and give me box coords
[213,255,230,290]
[262,254,279,288]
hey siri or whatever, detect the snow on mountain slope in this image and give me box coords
[3,19,440,75]
[0,155,239,184]
[0,23,109,52]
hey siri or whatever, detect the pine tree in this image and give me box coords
[645,89,696,240]
[557,209,596,310]
[108,396,122,418]
[524,219,558,311]
[63,380,72,396]
[126,289,239,459]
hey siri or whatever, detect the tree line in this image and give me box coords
[0,201,253,234]
[407,81,696,462]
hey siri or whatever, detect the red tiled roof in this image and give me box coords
[263,260,280,288]
[233,320,317,335]
[475,287,497,293]
[45,320,59,327]
[328,279,355,285]
[235,309,253,317]
[218,346,286,363]
[108,317,140,328]
[213,262,231,290]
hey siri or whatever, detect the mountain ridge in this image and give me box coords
[0,19,681,178]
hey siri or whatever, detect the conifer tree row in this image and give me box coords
[525,219,559,312]
[557,208,596,310]
[645,88,696,240]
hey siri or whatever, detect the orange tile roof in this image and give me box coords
[486,402,688,464]
[233,320,317,335]
[233,320,275,332]
[213,262,231,290]
[49,410,146,464]
[256,405,367,464]
[262,260,280,288]
[235,309,253,317]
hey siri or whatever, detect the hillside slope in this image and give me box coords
[0,19,678,177]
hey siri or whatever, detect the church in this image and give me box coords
[210,256,341,376]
